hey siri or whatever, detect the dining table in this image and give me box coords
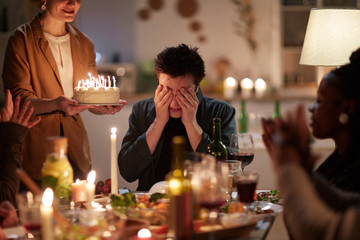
[2,194,283,240]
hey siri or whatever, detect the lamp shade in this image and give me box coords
[300,9,360,66]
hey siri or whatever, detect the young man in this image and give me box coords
[118,44,236,191]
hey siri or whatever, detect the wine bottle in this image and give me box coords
[41,137,73,204]
[238,100,248,133]
[207,118,228,161]
[273,100,282,120]
[167,136,193,240]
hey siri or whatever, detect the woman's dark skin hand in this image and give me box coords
[0,90,40,128]
[261,105,318,174]
[0,201,18,228]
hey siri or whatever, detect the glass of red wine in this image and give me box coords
[191,155,228,222]
[229,133,254,172]
[235,171,259,214]
[17,192,42,239]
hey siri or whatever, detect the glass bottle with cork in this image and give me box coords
[207,118,228,161]
[167,136,193,240]
[41,136,73,204]
[238,99,248,133]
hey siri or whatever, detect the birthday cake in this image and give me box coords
[73,75,120,104]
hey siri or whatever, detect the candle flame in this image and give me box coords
[87,170,96,184]
[137,228,152,238]
[111,127,117,135]
[42,188,54,207]
[225,77,236,87]
[241,78,254,89]
[255,78,267,90]
[75,179,80,184]
[78,74,117,89]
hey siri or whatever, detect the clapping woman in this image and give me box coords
[262,48,360,239]
[263,48,360,193]
[2,0,127,186]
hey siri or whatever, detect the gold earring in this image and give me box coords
[339,113,349,124]
[41,2,47,11]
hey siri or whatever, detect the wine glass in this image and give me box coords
[235,171,259,214]
[17,192,42,239]
[229,133,255,172]
[191,155,228,222]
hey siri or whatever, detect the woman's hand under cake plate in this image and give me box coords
[88,100,128,115]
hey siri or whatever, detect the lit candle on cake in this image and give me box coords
[41,188,54,240]
[86,170,96,202]
[111,127,118,194]
[71,179,87,202]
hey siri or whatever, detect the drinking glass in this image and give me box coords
[191,155,228,221]
[184,152,209,179]
[235,171,259,214]
[223,160,242,200]
[229,133,255,171]
[17,192,42,239]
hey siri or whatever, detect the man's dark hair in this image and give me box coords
[154,44,205,87]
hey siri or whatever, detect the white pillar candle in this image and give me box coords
[254,78,267,99]
[240,78,253,99]
[87,170,96,202]
[71,179,87,202]
[41,188,54,240]
[111,127,118,194]
[223,77,237,101]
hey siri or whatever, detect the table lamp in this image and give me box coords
[300,9,360,84]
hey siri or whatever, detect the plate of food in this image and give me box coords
[110,192,169,226]
[93,194,110,204]
[256,189,281,203]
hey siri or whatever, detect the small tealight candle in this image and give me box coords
[240,78,253,99]
[87,170,96,203]
[137,228,153,240]
[41,188,54,240]
[71,179,87,202]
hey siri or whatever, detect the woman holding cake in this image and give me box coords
[2,0,126,186]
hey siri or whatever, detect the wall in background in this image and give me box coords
[77,0,282,91]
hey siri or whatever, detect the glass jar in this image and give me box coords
[41,136,73,203]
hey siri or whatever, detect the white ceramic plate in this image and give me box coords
[3,226,26,239]
[93,195,110,204]
[257,201,283,213]
[148,181,168,194]
[78,103,123,106]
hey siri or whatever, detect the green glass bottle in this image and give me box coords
[273,100,282,120]
[167,136,193,240]
[207,118,228,161]
[238,100,248,133]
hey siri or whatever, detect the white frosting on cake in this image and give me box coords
[73,87,120,104]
